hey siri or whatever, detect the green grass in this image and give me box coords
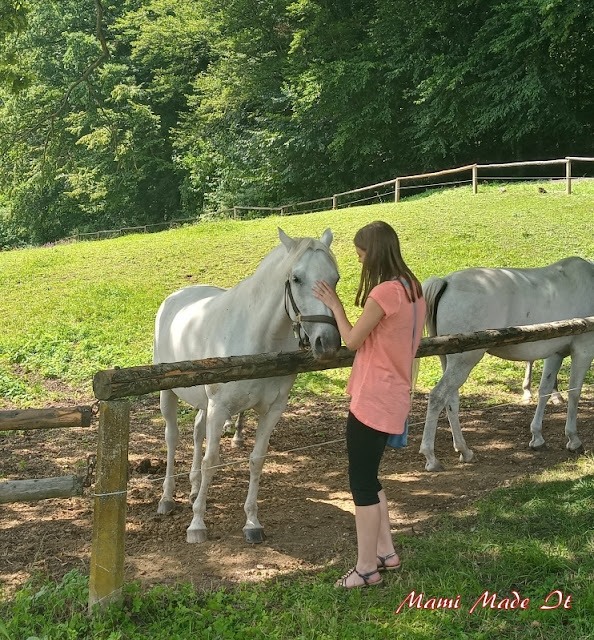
[2,455,593,639]
[0,180,592,406]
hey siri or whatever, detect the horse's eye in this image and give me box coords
[292,275,301,285]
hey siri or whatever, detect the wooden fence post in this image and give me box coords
[394,179,401,203]
[88,400,130,613]
[472,164,478,194]
[566,158,572,195]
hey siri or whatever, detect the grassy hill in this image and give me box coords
[0,180,593,407]
[1,179,594,639]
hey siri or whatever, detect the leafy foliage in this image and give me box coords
[0,0,593,244]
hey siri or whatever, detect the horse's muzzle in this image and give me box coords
[310,329,341,361]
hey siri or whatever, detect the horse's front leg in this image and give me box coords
[529,354,563,450]
[186,404,228,543]
[157,389,179,514]
[189,409,207,504]
[563,349,592,453]
[243,400,287,543]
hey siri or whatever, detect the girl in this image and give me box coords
[313,221,425,589]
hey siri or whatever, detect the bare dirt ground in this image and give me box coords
[1,390,593,596]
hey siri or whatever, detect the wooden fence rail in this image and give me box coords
[59,157,594,248]
[333,157,594,207]
[0,476,84,504]
[93,316,594,401]
[0,406,92,431]
[0,405,93,504]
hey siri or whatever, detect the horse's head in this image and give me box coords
[279,227,341,360]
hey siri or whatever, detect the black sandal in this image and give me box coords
[335,567,382,589]
[377,552,401,572]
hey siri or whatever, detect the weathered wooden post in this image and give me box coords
[332,194,337,210]
[0,406,92,431]
[0,476,84,503]
[472,164,478,194]
[88,400,130,613]
[566,158,572,195]
[394,178,401,203]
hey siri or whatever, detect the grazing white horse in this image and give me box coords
[154,228,341,542]
[420,257,594,472]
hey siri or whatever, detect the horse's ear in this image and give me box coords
[278,228,295,251]
[320,228,333,247]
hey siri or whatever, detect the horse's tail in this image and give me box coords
[422,276,448,337]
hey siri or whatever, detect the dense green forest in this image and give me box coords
[0,0,593,246]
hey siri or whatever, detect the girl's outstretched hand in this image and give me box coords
[313,280,342,314]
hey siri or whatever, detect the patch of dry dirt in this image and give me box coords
[1,391,592,596]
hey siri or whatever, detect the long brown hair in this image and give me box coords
[354,221,422,307]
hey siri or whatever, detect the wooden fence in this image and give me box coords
[0,406,92,503]
[87,316,594,611]
[333,156,594,208]
[58,156,594,247]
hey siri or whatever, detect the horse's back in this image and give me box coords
[437,257,593,331]
[426,257,594,361]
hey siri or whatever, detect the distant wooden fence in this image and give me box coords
[59,156,594,246]
[333,156,594,207]
[0,406,93,504]
[87,316,594,611]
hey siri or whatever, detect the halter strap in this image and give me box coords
[284,280,338,349]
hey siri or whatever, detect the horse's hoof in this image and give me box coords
[231,439,244,449]
[530,443,547,451]
[459,452,476,464]
[187,527,208,544]
[243,527,265,544]
[568,444,585,455]
[424,460,444,472]
[157,500,176,515]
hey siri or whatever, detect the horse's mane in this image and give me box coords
[257,237,338,277]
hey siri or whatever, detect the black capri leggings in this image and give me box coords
[346,411,389,506]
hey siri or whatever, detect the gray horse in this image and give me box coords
[420,257,594,471]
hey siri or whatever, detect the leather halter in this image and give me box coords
[284,279,338,349]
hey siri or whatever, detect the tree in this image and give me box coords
[0,0,207,244]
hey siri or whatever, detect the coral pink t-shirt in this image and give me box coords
[346,280,426,434]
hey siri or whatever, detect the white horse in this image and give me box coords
[420,257,594,472]
[153,228,341,542]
